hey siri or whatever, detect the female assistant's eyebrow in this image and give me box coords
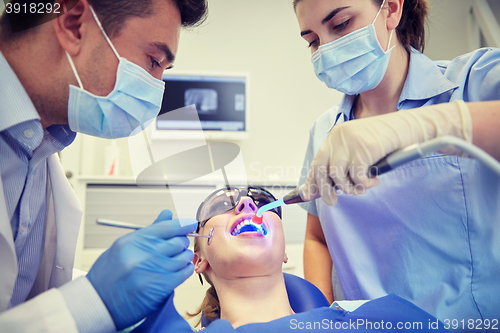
[300,6,349,37]
[322,6,350,24]
[300,6,350,36]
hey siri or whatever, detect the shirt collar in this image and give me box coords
[333,94,357,128]
[46,124,76,147]
[0,50,40,132]
[329,48,459,132]
[0,51,76,148]
[398,47,458,107]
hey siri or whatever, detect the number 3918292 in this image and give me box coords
[443,319,498,330]
[5,2,61,14]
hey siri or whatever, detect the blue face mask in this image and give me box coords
[312,0,394,95]
[66,6,165,139]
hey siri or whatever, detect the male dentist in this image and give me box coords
[0,0,207,332]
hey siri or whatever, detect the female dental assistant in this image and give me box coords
[294,0,500,328]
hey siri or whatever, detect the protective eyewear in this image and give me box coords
[196,187,282,229]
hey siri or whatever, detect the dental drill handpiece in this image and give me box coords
[282,184,321,204]
[252,184,320,223]
[255,148,425,219]
[276,139,457,208]
[282,147,427,202]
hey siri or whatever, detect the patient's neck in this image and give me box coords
[215,271,294,328]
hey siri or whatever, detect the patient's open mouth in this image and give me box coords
[231,217,267,236]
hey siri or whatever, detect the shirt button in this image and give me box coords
[24,129,35,138]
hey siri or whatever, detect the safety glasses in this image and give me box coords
[196,187,282,229]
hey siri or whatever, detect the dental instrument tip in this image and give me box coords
[208,228,214,245]
[187,233,212,239]
[252,214,263,224]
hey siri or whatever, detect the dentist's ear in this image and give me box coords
[52,0,91,56]
[283,252,288,264]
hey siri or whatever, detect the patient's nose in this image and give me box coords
[235,197,257,214]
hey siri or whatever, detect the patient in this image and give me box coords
[134,187,447,332]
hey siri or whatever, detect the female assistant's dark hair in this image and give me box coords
[293,0,429,53]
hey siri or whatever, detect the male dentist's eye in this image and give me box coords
[150,56,161,69]
[333,19,350,31]
[308,39,319,49]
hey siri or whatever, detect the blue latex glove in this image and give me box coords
[87,210,197,330]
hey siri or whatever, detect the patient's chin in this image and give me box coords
[213,249,284,279]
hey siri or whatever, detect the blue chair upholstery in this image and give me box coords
[201,272,330,328]
[283,272,330,312]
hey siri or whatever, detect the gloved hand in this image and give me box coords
[303,100,473,205]
[86,210,197,330]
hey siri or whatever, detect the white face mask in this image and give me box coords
[66,6,165,139]
[311,0,394,95]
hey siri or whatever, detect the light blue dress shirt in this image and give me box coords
[0,51,73,308]
[0,51,115,333]
[299,48,500,330]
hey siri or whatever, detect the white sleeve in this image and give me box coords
[0,288,78,333]
[59,276,116,333]
[0,277,116,333]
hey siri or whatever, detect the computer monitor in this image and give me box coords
[151,71,249,141]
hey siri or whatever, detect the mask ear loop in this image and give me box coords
[65,52,84,89]
[88,6,121,60]
[386,30,394,51]
[65,6,120,91]
[372,0,394,53]
[372,0,386,25]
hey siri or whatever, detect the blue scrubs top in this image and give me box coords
[134,292,448,332]
[298,48,500,328]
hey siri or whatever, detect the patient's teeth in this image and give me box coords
[231,217,268,236]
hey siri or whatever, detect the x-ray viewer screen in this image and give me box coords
[157,75,246,132]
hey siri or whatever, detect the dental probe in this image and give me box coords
[96,218,214,240]
[255,136,500,218]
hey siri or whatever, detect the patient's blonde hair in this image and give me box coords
[186,237,220,327]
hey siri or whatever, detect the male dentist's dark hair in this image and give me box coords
[88,0,208,37]
[0,0,207,40]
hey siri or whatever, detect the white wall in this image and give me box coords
[489,0,500,17]
[424,0,475,60]
[425,0,500,60]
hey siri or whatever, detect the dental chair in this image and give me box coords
[200,272,330,328]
